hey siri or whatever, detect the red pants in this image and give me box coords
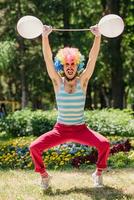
[29,123,110,174]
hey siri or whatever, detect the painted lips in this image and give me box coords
[67,69,74,75]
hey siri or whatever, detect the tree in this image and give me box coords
[100,0,134,109]
[0,0,133,110]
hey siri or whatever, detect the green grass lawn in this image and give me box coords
[0,168,134,200]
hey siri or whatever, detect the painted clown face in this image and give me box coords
[63,55,78,80]
[54,47,85,79]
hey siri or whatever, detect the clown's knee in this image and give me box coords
[100,139,110,151]
[29,142,38,153]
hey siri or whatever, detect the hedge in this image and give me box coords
[0,108,134,137]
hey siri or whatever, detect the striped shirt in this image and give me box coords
[56,78,86,125]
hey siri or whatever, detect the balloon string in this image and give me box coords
[52,28,91,32]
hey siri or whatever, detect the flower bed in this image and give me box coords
[0,137,134,170]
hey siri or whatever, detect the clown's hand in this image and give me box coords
[90,24,101,37]
[42,25,52,37]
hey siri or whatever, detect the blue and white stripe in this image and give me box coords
[56,79,86,125]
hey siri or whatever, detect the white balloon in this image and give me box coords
[98,14,124,38]
[17,16,43,39]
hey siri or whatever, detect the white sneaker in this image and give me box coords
[92,172,103,188]
[41,175,52,190]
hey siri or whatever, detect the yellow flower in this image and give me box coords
[64,158,70,161]
[76,152,81,156]
[60,161,64,165]
[27,162,32,167]
[57,157,61,161]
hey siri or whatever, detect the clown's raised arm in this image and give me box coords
[80,25,101,86]
[42,24,101,93]
[42,25,61,84]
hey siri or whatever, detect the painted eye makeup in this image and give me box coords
[65,62,75,67]
[71,62,75,66]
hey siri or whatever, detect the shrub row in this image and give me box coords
[0,108,134,137]
[0,137,134,170]
[0,109,56,137]
[85,109,134,137]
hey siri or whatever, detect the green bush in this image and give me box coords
[0,108,133,137]
[30,110,56,136]
[0,109,57,137]
[3,109,33,137]
[108,151,134,168]
[85,109,134,137]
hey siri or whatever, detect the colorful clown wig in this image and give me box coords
[54,47,85,76]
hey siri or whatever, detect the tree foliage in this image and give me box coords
[0,0,133,110]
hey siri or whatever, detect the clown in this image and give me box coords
[29,25,110,189]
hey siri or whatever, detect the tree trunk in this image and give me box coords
[62,0,70,46]
[20,66,28,108]
[110,38,124,108]
[104,0,124,108]
[85,84,93,109]
[16,1,28,108]
[93,84,98,109]
[99,87,110,108]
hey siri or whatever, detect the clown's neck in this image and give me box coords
[64,74,77,83]
[64,77,77,85]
